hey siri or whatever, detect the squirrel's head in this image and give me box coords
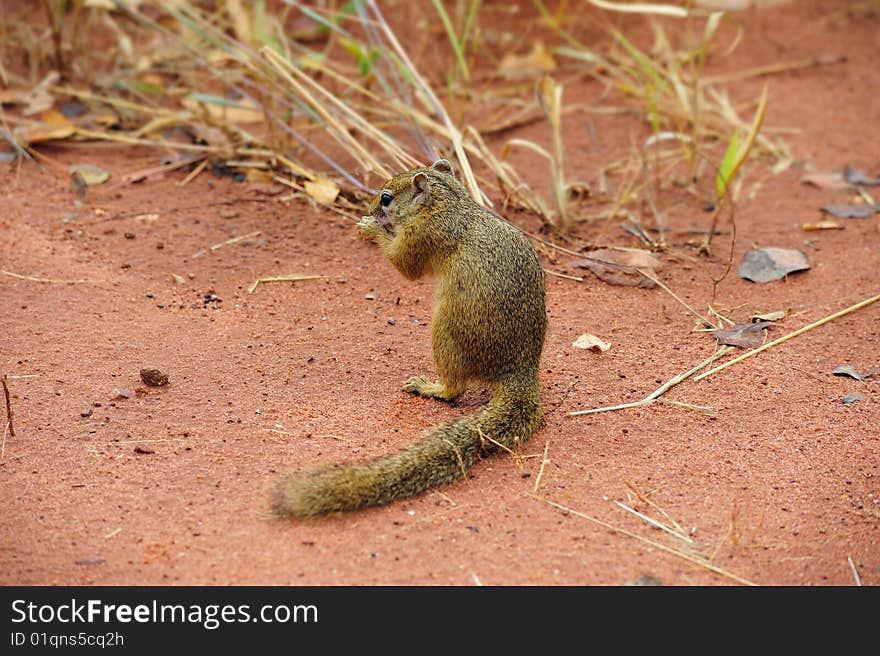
[368,159,459,234]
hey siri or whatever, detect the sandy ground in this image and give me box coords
[1,0,878,585]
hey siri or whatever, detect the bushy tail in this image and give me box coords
[270,380,542,518]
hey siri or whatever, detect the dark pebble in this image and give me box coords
[140,368,169,387]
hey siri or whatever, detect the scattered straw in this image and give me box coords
[534,496,756,585]
[693,292,880,382]
[568,346,732,416]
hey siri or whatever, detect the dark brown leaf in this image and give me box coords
[570,249,661,287]
[712,321,771,349]
[820,203,879,219]
[738,248,810,283]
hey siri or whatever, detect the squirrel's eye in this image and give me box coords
[380,191,393,207]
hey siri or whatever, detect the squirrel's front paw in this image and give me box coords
[357,216,383,240]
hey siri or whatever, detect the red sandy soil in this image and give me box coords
[1,1,878,585]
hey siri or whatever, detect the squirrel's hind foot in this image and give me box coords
[403,375,463,402]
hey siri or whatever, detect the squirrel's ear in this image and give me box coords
[412,171,430,197]
[431,159,453,175]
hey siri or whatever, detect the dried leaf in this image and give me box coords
[820,203,879,219]
[69,164,111,186]
[497,42,556,80]
[712,321,771,349]
[800,171,849,191]
[843,164,880,187]
[304,178,340,205]
[749,310,785,322]
[18,109,76,144]
[572,332,611,352]
[832,365,876,381]
[570,249,661,288]
[738,248,809,283]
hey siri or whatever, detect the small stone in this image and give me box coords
[80,408,93,418]
[140,368,169,387]
[842,393,865,404]
[365,292,378,300]
[134,445,155,454]
[124,232,135,239]
[111,388,133,400]
[387,317,396,325]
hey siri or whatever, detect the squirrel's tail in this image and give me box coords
[270,378,542,517]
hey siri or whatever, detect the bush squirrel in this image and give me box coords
[270,159,547,517]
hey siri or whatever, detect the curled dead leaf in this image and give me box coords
[69,164,111,186]
[304,178,340,205]
[572,332,611,352]
[832,365,876,381]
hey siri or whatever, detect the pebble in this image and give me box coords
[140,368,169,387]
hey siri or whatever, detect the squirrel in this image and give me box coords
[270,159,547,517]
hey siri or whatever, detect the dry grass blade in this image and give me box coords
[192,231,261,258]
[586,0,689,17]
[614,500,693,543]
[536,76,569,225]
[1,269,101,284]
[247,274,323,294]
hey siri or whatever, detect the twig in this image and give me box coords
[532,440,551,495]
[1,269,100,284]
[192,230,261,258]
[568,346,731,416]
[2,374,14,439]
[247,274,323,294]
[848,555,862,586]
[534,496,756,585]
[693,292,880,382]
